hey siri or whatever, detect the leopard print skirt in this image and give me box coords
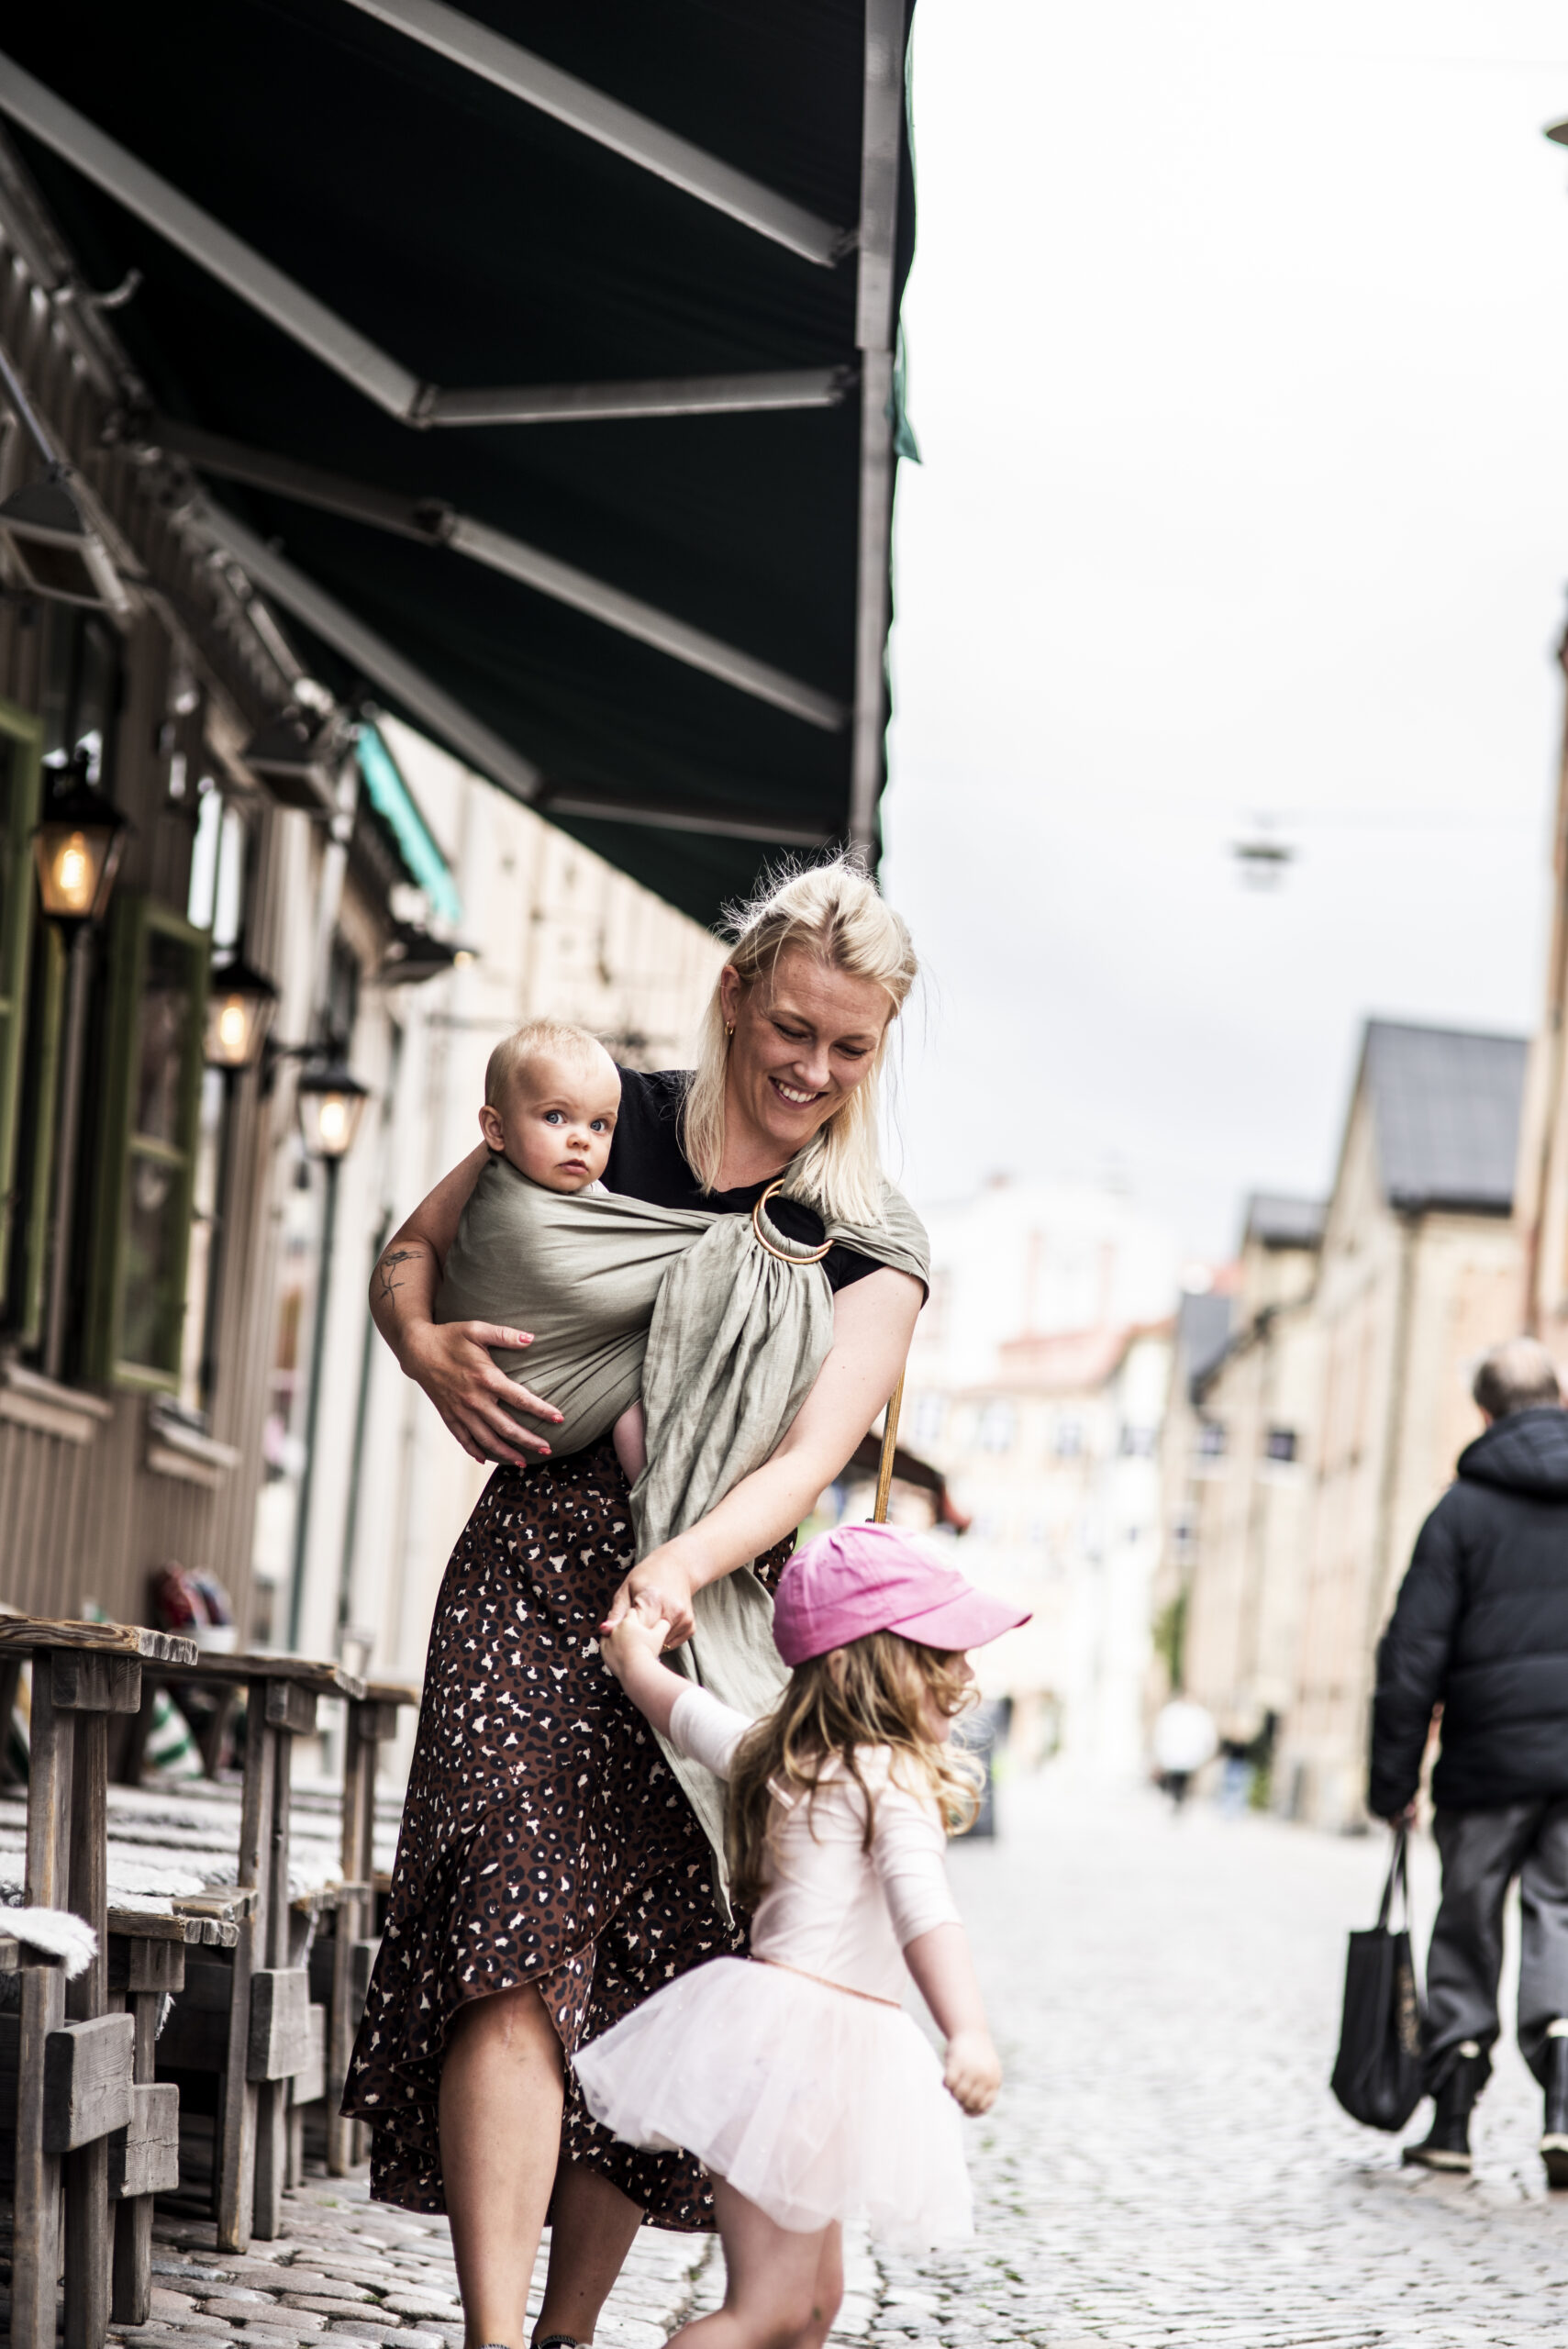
[343,1438,785,2227]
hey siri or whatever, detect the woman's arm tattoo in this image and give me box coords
[376,1245,422,1301]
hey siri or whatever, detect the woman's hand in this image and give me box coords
[401,1318,563,1467]
[601,1549,698,1648]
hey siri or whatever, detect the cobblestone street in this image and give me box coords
[99,1778,1568,2349]
[895,1776,1568,2349]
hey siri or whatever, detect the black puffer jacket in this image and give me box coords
[1369,1408,1568,1817]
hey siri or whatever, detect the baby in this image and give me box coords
[473,1018,647,1482]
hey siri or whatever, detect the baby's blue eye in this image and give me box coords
[543,1109,565,1124]
[590,1119,609,1132]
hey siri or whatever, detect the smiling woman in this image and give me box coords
[347,853,926,2349]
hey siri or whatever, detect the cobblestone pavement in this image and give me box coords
[884,1776,1568,2349]
[107,1778,1568,2349]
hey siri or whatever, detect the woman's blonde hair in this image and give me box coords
[726,1631,982,1912]
[682,852,917,1227]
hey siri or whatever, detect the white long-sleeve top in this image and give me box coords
[668,1683,962,2005]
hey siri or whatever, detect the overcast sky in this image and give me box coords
[883,0,1568,1256]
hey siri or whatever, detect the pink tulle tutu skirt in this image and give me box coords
[572,1955,973,2250]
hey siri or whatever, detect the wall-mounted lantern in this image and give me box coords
[205,956,280,1071]
[32,751,128,928]
[295,1059,370,1162]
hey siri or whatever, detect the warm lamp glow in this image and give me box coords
[32,757,128,927]
[204,958,278,1072]
[296,1062,370,1162]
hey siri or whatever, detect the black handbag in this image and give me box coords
[1329,1824,1425,2131]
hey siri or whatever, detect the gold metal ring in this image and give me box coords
[751,1177,832,1264]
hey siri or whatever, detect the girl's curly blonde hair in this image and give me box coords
[725,1631,983,1912]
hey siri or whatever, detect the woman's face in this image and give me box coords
[720,945,892,1165]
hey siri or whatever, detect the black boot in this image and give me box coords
[1402,2042,1487,2174]
[1541,2023,1568,2188]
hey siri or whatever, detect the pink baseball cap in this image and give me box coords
[772,1521,1031,1666]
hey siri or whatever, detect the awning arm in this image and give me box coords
[157,418,849,730]
[193,500,831,846]
[537,786,829,848]
[424,366,853,428]
[0,50,421,421]
[339,0,851,268]
[190,499,546,804]
[848,0,906,857]
[0,57,851,432]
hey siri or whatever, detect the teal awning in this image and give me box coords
[357,725,463,927]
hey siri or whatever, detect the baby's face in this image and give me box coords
[480,1050,620,1191]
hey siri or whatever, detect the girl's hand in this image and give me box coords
[401,1319,564,1466]
[942,2028,1002,2116]
[600,1603,672,1684]
[601,1552,698,1648]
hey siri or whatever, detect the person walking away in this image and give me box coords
[575,1522,1028,2348]
[1370,1337,1568,2182]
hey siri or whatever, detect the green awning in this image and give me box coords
[357,725,463,927]
[0,4,917,926]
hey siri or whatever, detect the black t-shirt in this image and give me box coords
[604,1067,880,1293]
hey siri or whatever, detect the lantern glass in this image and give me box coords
[34,818,123,921]
[204,961,278,1072]
[297,1068,369,1161]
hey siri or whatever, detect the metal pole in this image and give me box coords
[42,927,93,1381]
[848,0,908,858]
[286,1152,339,1653]
[336,1211,388,1642]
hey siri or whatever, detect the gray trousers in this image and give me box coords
[1428,1799,1568,2088]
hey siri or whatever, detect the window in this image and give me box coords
[1196,1419,1227,1458]
[84,896,211,1388]
[0,700,42,1309]
[1054,1416,1084,1459]
[1118,1423,1157,1458]
[911,1390,946,1448]
[1264,1426,1298,1464]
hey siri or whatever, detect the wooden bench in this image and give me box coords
[146,1653,365,2249]
[0,1618,198,2349]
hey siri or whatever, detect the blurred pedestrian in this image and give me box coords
[1152,1695,1217,1810]
[1370,1337,1568,2182]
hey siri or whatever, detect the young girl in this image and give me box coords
[576,1522,1029,2349]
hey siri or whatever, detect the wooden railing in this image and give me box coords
[0,1617,419,2349]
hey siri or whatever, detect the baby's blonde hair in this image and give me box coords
[725,1632,981,1912]
[484,1018,611,1108]
[682,852,917,1227]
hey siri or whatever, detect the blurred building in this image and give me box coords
[904,1180,1179,1774]
[1155,1201,1322,1792]
[1154,1021,1528,1831]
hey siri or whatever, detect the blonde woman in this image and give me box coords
[348,858,925,2349]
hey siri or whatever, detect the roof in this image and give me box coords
[0,4,917,926]
[1245,1192,1326,1251]
[1178,1290,1234,1399]
[1362,1020,1529,1215]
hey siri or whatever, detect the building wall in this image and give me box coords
[1276,1087,1523,1831]
[0,192,312,1634]
[1181,1246,1321,1752]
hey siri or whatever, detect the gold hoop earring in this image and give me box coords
[725,1024,735,1039]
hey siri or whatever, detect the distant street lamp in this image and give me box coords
[204,956,280,1072]
[295,1059,370,1162]
[33,751,128,928]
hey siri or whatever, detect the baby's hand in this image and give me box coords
[942,2028,1002,2116]
[598,1598,672,1682]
